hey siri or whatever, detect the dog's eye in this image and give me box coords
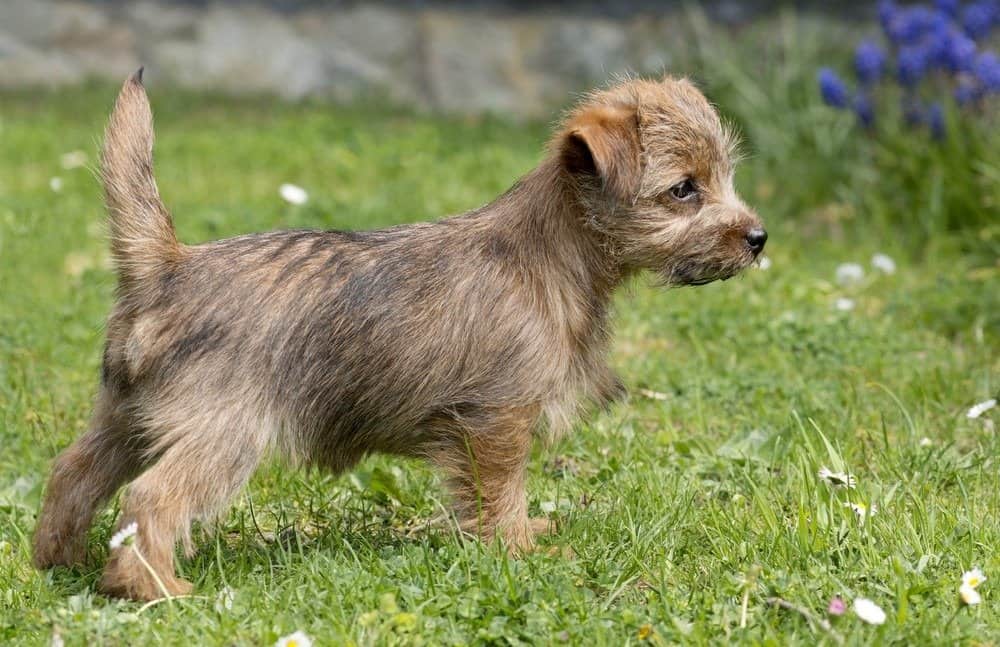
[668,179,698,201]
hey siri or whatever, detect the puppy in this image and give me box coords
[33,70,766,600]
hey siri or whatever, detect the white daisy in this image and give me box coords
[49,177,64,192]
[919,437,933,447]
[844,502,878,523]
[835,263,864,285]
[962,568,986,589]
[871,253,896,274]
[60,150,88,169]
[109,522,138,549]
[275,630,312,647]
[818,467,856,488]
[960,583,981,606]
[279,183,309,205]
[853,597,886,625]
[966,399,997,419]
[834,297,855,311]
[215,585,236,612]
[757,256,772,270]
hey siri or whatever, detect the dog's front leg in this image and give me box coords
[433,404,541,554]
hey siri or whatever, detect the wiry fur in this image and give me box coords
[33,72,765,601]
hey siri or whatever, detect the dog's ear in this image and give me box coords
[559,105,642,202]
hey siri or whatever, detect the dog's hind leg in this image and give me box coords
[33,387,146,569]
[98,407,269,601]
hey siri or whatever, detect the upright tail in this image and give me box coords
[101,68,180,287]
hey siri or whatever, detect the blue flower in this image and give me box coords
[962,2,999,40]
[941,31,978,72]
[897,46,931,86]
[928,102,946,139]
[819,68,850,108]
[878,0,898,35]
[935,0,960,17]
[902,97,926,126]
[954,79,983,104]
[974,51,1000,92]
[887,6,938,43]
[854,92,876,128]
[855,41,886,84]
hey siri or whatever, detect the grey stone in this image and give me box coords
[0,0,61,44]
[295,5,423,104]
[0,33,81,86]
[126,0,200,40]
[421,11,543,116]
[0,0,781,116]
[152,5,327,99]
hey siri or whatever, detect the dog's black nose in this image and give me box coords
[745,228,768,254]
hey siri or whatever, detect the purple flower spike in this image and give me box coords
[898,46,930,86]
[963,2,998,40]
[935,0,960,17]
[928,103,946,140]
[888,6,937,43]
[854,92,875,128]
[954,79,983,105]
[878,0,898,35]
[974,51,1000,92]
[819,68,850,108]
[855,41,886,85]
[903,97,926,126]
[943,31,979,72]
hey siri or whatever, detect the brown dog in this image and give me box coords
[33,70,765,601]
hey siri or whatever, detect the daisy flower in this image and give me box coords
[60,150,88,169]
[834,297,855,311]
[275,631,312,647]
[49,177,64,192]
[844,502,878,523]
[215,585,236,612]
[966,399,997,419]
[835,262,864,285]
[960,583,981,606]
[818,467,856,488]
[962,568,986,589]
[871,253,896,274]
[853,597,886,625]
[109,522,138,549]
[279,183,309,205]
[919,437,933,447]
[757,256,772,270]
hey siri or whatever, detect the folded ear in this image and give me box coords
[559,105,642,202]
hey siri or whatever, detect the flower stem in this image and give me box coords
[130,544,174,605]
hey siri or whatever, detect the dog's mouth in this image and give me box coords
[666,259,750,287]
[682,276,718,286]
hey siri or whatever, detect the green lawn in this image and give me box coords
[1,74,997,645]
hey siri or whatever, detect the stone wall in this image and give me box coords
[0,1,838,116]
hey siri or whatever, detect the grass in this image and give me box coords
[2,26,999,646]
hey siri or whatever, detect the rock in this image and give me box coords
[126,1,199,40]
[0,0,62,45]
[0,33,81,87]
[421,11,542,116]
[152,5,327,99]
[295,5,423,104]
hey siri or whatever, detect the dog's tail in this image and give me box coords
[101,68,180,286]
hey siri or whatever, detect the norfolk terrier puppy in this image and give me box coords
[33,70,766,601]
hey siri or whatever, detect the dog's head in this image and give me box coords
[556,76,765,286]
